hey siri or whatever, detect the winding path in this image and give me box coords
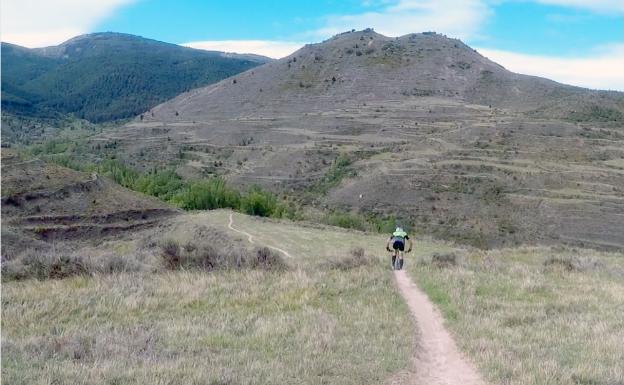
[392,270,486,385]
[227,213,294,260]
[227,212,484,384]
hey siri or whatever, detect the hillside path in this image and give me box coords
[392,270,486,385]
[227,213,294,259]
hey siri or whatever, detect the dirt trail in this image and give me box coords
[228,212,483,384]
[227,213,294,259]
[392,270,486,385]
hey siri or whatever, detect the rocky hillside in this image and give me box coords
[148,29,623,122]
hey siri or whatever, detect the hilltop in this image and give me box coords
[1,32,271,129]
[148,29,623,121]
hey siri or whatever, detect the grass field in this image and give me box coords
[2,269,413,385]
[408,247,624,385]
[4,210,623,384]
[2,210,426,385]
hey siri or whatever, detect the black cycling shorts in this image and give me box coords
[392,239,405,251]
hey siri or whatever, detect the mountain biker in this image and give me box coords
[386,227,412,270]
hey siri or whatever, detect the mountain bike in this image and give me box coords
[388,248,410,270]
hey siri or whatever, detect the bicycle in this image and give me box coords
[388,247,410,270]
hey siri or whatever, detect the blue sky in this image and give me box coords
[2,0,623,89]
[92,0,622,58]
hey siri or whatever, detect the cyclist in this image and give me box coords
[386,227,412,270]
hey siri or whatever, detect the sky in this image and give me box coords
[2,0,623,90]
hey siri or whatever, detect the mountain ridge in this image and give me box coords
[1,32,272,128]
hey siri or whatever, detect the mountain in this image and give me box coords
[43,30,624,250]
[1,32,271,123]
[148,29,623,121]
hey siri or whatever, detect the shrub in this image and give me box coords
[323,212,367,231]
[324,247,376,270]
[172,178,240,210]
[2,252,89,281]
[250,247,287,271]
[134,169,185,201]
[431,253,457,268]
[97,160,140,189]
[159,239,286,272]
[240,186,279,217]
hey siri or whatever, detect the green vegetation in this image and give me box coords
[89,159,291,219]
[172,178,240,210]
[409,247,624,385]
[308,154,356,196]
[569,104,624,122]
[24,149,290,219]
[1,33,267,124]
[322,211,400,233]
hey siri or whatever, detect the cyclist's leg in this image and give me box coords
[391,249,398,269]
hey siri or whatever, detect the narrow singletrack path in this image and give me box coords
[392,270,486,385]
[227,213,294,259]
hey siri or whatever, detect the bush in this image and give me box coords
[2,252,89,281]
[134,169,185,201]
[431,253,457,268]
[240,186,279,217]
[324,247,377,270]
[250,247,288,271]
[323,212,367,231]
[172,178,240,210]
[160,239,182,269]
[98,160,140,189]
[159,239,287,271]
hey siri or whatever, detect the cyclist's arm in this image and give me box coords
[385,238,392,252]
[407,238,413,252]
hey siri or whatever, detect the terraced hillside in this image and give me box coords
[0,150,178,257]
[57,30,624,249]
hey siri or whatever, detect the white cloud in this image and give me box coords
[534,0,624,14]
[312,0,491,40]
[1,0,135,47]
[478,44,624,91]
[183,40,305,59]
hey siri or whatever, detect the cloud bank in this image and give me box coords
[478,44,624,91]
[183,40,305,59]
[1,0,135,47]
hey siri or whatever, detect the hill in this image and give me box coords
[0,149,179,258]
[0,32,270,125]
[28,30,624,250]
[147,29,624,121]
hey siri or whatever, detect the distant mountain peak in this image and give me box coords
[148,30,623,121]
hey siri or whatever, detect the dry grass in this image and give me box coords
[2,268,412,385]
[408,247,624,385]
[322,246,378,270]
[1,210,422,384]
